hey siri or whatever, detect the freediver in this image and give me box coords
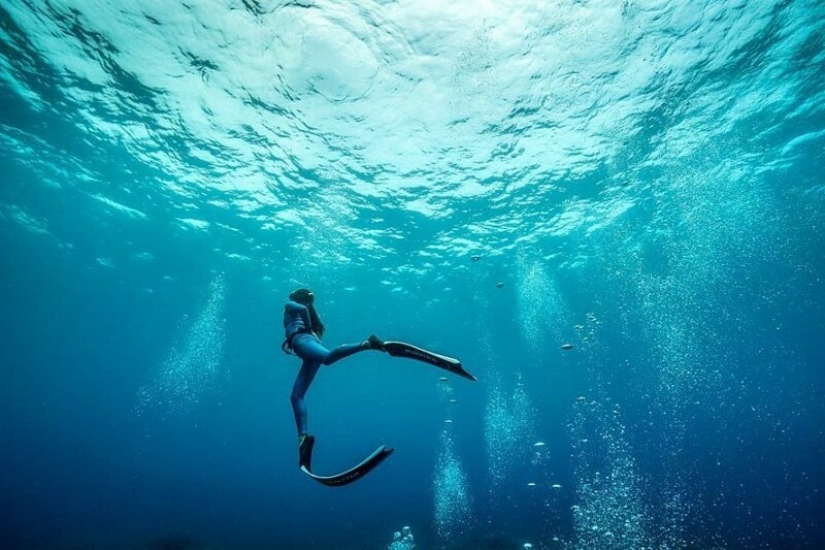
[281,288,386,466]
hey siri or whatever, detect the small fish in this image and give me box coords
[533,441,546,447]
[527,482,536,487]
[444,419,453,424]
[574,324,584,330]
[438,377,449,382]
[449,399,458,404]
[577,396,586,404]
[496,282,505,288]
[471,255,482,262]
[561,343,573,350]
[551,484,562,489]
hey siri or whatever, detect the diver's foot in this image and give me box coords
[298,433,315,468]
[366,334,386,352]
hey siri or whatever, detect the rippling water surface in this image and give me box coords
[1,0,824,549]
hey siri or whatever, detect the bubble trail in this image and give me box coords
[136,274,227,417]
[484,376,536,492]
[516,256,567,359]
[434,428,473,541]
[568,398,651,549]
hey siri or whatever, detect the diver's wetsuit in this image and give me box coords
[283,300,366,436]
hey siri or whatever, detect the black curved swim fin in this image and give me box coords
[299,436,393,487]
[383,341,477,381]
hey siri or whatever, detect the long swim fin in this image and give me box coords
[382,341,477,381]
[299,436,393,487]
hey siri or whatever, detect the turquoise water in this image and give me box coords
[1,0,824,548]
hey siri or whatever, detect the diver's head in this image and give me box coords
[289,288,314,305]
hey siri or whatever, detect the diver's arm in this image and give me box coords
[285,300,312,328]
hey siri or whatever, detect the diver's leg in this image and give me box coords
[323,342,369,365]
[293,334,370,366]
[290,359,321,437]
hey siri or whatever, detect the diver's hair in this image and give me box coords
[306,303,325,338]
[289,288,314,305]
[289,288,325,337]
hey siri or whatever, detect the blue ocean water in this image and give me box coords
[1,0,824,548]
